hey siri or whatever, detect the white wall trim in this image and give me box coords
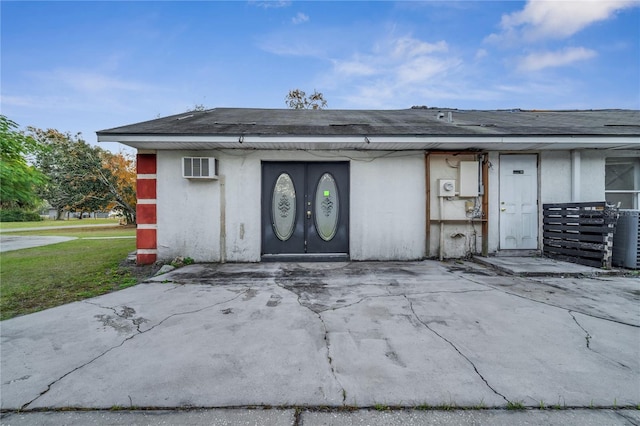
[137,224,158,230]
[136,249,157,255]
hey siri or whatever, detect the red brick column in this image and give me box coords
[136,153,157,264]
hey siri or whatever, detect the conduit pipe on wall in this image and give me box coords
[571,150,581,201]
[219,175,226,263]
[439,196,445,261]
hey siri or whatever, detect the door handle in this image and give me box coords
[307,210,312,218]
[501,208,506,212]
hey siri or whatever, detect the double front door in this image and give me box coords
[261,162,349,258]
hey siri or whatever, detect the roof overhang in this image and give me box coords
[97,134,640,151]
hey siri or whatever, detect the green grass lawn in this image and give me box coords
[1,235,138,321]
[7,226,136,238]
[0,218,120,230]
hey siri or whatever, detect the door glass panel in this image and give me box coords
[315,173,339,241]
[272,173,296,241]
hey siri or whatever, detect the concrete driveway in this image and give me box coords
[1,261,638,411]
[0,235,77,252]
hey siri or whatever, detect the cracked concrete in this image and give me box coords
[274,278,347,403]
[404,294,509,404]
[1,261,638,411]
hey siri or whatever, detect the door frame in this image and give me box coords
[261,161,350,261]
[498,154,540,251]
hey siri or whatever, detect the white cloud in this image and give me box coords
[475,49,488,60]
[330,36,453,84]
[333,59,377,77]
[324,35,463,108]
[517,47,597,72]
[396,55,458,84]
[0,95,42,108]
[31,68,155,94]
[249,1,291,9]
[391,37,448,58]
[292,12,309,25]
[488,0,638,42]
[258,34,327,57]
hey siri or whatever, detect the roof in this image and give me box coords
[97,108,640,151]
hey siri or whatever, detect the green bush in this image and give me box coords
[0,209,43,222]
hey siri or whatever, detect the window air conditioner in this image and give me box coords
[182,157,218,179]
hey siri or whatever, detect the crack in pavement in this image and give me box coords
[454,273,640,329]
[273,281,347,404]
[20,290,249,410]
[271,280,492,404]
[404,294,510,404]
[615,410,640,425]
[569,311,634,371]
[569,311,592,349]
[83,301,148,333]
[456,273,638,371]
[313,289,492,315]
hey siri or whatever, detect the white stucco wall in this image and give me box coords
[540,151,571,203]
[350,152,426,260]
[222,153,262,262]
[156,150,221,262]
[154,147,622,261]
[155,149,426,262]
[579,150,606,201]
[540,150,609,203]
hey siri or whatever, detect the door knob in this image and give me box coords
[307,210,312,218]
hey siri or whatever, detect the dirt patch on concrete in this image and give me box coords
[118,257,162,282]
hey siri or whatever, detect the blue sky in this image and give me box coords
[2,1,639,152]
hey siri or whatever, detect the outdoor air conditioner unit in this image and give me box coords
[182,157,218,179]
[612,209,640,269]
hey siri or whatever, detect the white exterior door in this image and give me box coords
[499,155,538,250]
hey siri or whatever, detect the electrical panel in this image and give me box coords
[459,161,479,197]
[438,179,456,197]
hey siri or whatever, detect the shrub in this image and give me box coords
[0,208,43,222]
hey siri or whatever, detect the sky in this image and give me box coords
[2,0,639,153]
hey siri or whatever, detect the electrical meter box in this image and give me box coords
[438,179,456,197]
[459,161,479,197]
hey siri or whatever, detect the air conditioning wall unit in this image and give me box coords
[182,157,218,179]
[612,209,640,269]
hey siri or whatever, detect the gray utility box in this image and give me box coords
[612,209,640,269]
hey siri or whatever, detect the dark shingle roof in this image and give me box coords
[98,108,640,138]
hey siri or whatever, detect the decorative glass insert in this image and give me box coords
[315,173,339,241]
[272,173,296,241]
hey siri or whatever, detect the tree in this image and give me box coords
[99,151,136,224]
[285,89,327,110]
[30,128,112,219]
[0,116,45,209]
[30,127,138,222]
[187,104,207,112]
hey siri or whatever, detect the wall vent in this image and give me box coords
[612,209,640,269]
[182,157,218,179]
